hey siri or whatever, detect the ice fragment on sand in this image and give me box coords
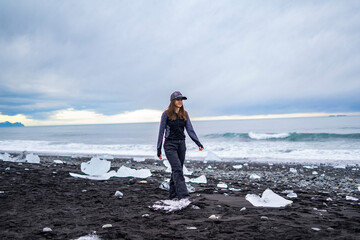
[150,198,191,213]
[281,190,294,194]
[0,153,14,162]
[229,188,242,192]
[312,228,321,231]
[72,232,102,240]
[43,227,52,232]
[205,151,222,161]
[287,193,297,198]
[246,189,293,208]
[70,170,117,180]
[326,197,333,201]
[102,224,112,228]
[114,191,123,198]
[133,157,146,162]
[217,182,228,189]
[159,179,195,193]
[53,160,63,164]
[261,216,269,221]
[207,165,212,169]
[289,168,297,174]
[81,157,111,176]
[312,171,318,175]
[333,165,346,169]
[240,207,246,211]
[116,166,151,178]
[0,191,4,194]
[187,226,197,230]
[25,153,40,164]
[346,196,359,201]
[233,165,243,169]
[187,175,207,184]
[249,174,261,179]
[209,215,220,220]
[163,160,192,175]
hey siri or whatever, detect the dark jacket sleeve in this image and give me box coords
[157,112,167,157]
[185,112,203,148]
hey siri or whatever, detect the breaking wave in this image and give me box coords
[203,132,360,141]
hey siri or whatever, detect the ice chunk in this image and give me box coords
[54,160,63,164]
[312,171,318,175]
[187,175,207,184]
[287,193,297,198]
[116,166,151,178]
[25,153,40,164]
[333,165,346,169]
[312,228,321,231]
[159,179,195,193]
[205,151,221,161]
[289,168,297,174]
[249,174,261,179]
[81,157,111,176]
[186,184,196,193]
[217,182,228,189]
[114,191,123,198]
[69,171,117,180]
[133,157,146,162]
[150,198,191,213]
[246,189,293,208]
[281,190,294,194]
[43,227,52,232]
[163,159,192,175]
[0,153,15,162]
[72,232,102,240]
[346,196,359,201]
[233,165,243,169]
[229,188,242,192]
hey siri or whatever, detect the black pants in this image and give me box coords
[164,139,189,200]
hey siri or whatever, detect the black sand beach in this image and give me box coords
[1,154,360,239]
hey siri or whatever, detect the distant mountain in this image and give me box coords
[0,121,24,127]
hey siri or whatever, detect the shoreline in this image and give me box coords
[1,153,359,239]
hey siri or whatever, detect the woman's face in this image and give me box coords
[174,99,183,108]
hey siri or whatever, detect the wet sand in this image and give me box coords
[0,155,360,239]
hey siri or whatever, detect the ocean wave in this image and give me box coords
[203,132,360,141]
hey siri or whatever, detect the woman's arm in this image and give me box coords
[157,112,167,158]
[185,112,204,149]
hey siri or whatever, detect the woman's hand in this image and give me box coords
[158,154,162,160]
[199,146,204,151]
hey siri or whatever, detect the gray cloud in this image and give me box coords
[0,0,359,118]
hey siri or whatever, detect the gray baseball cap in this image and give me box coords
[170,91,187,101]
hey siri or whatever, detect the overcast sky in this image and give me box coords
[1,0,359,125]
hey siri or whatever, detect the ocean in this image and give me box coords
[0,116,359,164]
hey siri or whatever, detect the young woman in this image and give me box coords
[157,91,204,200]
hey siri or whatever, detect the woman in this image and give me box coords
[157,91,204,200]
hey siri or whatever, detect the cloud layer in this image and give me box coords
[1,1,359,123]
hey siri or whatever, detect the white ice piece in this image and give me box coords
[150,198,191,213]
[25,153,40,164]
[249,174,261,179]
[217,182,228,189]
[114,191,123,198]
[116,166,151,178]
[281,190,294,194]
[229,188,242,192]
[69,171,117,180]
[163,159,192,175]
[289,168,297,174]
[205,151,222,161]
[346,196,359,201]
[246,189,293,208]
[0,153,14,162]
[287,193,297,198]
[42,227,52,232]
[53,160,63,164]
[81,157,111,176]
[187,175,207,184]
[72,232,102,240]
[233,165,243,169]
[159,179,195,193]
[312,228,321,231]
[333,165,346,169]
[133,157,146,162]
[312,171,318,175]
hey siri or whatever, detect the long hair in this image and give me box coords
[165,100,187,121]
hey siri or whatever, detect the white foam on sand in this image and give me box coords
[205,151,222,161]
[150,198,191,213]
[246,189,293,208]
